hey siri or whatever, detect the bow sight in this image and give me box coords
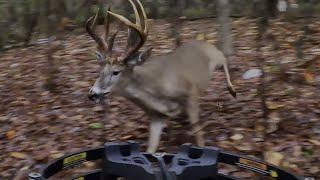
[29,141,302,180]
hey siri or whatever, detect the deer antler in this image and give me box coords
[86,8,118,55]
[107,0,149,63]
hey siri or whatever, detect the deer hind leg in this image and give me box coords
[147,114,166,153]
[186,86,205,147]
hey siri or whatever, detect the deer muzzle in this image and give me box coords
[88,92,101,102]
[88,87,111,104]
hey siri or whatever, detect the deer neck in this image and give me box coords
[114,69,159,108]
[113,69,143,97]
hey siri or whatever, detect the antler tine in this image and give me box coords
[86,13,107,51]
[92,10,99,29]
[86,8,118,55]
[107,12,141,34]
[107,0,145,34]
[129,0,141,28]
[135,0,148,34]
[104,7,111,41]
[107,31,119,54]
[107,0,149,62]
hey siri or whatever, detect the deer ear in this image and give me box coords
[125,48,153,69]
[137,47,153,65]
[95,51,106,65]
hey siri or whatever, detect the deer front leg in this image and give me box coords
[126,86,181,117]
[147,115,166,153]
[186,87,205,147]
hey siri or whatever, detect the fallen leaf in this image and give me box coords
[303,71,314,83]
[0,116,8,122]
[34,151,49,161]
[267,112,281,133]
[234,143,253,151]
[255,124,265,132]
[293,146,302,157]
[6,130,15,140]
[48,126,60,134]
[69,48,88,55]
[266,123,278,134]
[206,39,215,44]
[308,139,320,146]
[232,171,254,179]
[93,106,104,112]
[121,135,133,140]
[242,69,262,80]
[83,161,95,168]
[309,166,320,174]
[230,133,244,141]
[218,141,233,149]
[50,151,64,159]
[75,81,90,87]
[10,152,29,159]
[158,49,172,54]
[264,151,284,166]
[196,33,205,40]
[89,123,103,129]
[266,102,285,110]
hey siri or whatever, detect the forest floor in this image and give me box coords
[0,18,319,179]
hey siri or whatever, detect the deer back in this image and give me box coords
[115,40,226,102]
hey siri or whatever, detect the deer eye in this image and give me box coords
[112,71,120,76]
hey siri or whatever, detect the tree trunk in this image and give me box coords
[148,0,159,19]
[23,0,40,46]
[201,0,212,9]
[255,0,269,125]
[217,0,234,61]
[266,0,278,18]
[43,0,58,91]
[24,13,39,46]
[185,0,195,8]
[24,1,41,46]
[168,0,184,47]
[0,22,5,49]
[7,0,17,25]
[45,0,53,34]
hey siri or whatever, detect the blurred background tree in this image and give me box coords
[1,1,319,179]
[0,0,320,49]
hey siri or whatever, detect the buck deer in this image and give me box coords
[86,0,236,153]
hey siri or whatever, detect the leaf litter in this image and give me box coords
[0,18,319,179]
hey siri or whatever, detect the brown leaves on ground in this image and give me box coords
[6,130,16,140]
[0,18,319,179]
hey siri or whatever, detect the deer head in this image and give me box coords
[87,0,150,103]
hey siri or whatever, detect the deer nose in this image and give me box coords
[88,93,97,101]
[88,90,100,101]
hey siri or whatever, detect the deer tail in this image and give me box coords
[223,62,236,98]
